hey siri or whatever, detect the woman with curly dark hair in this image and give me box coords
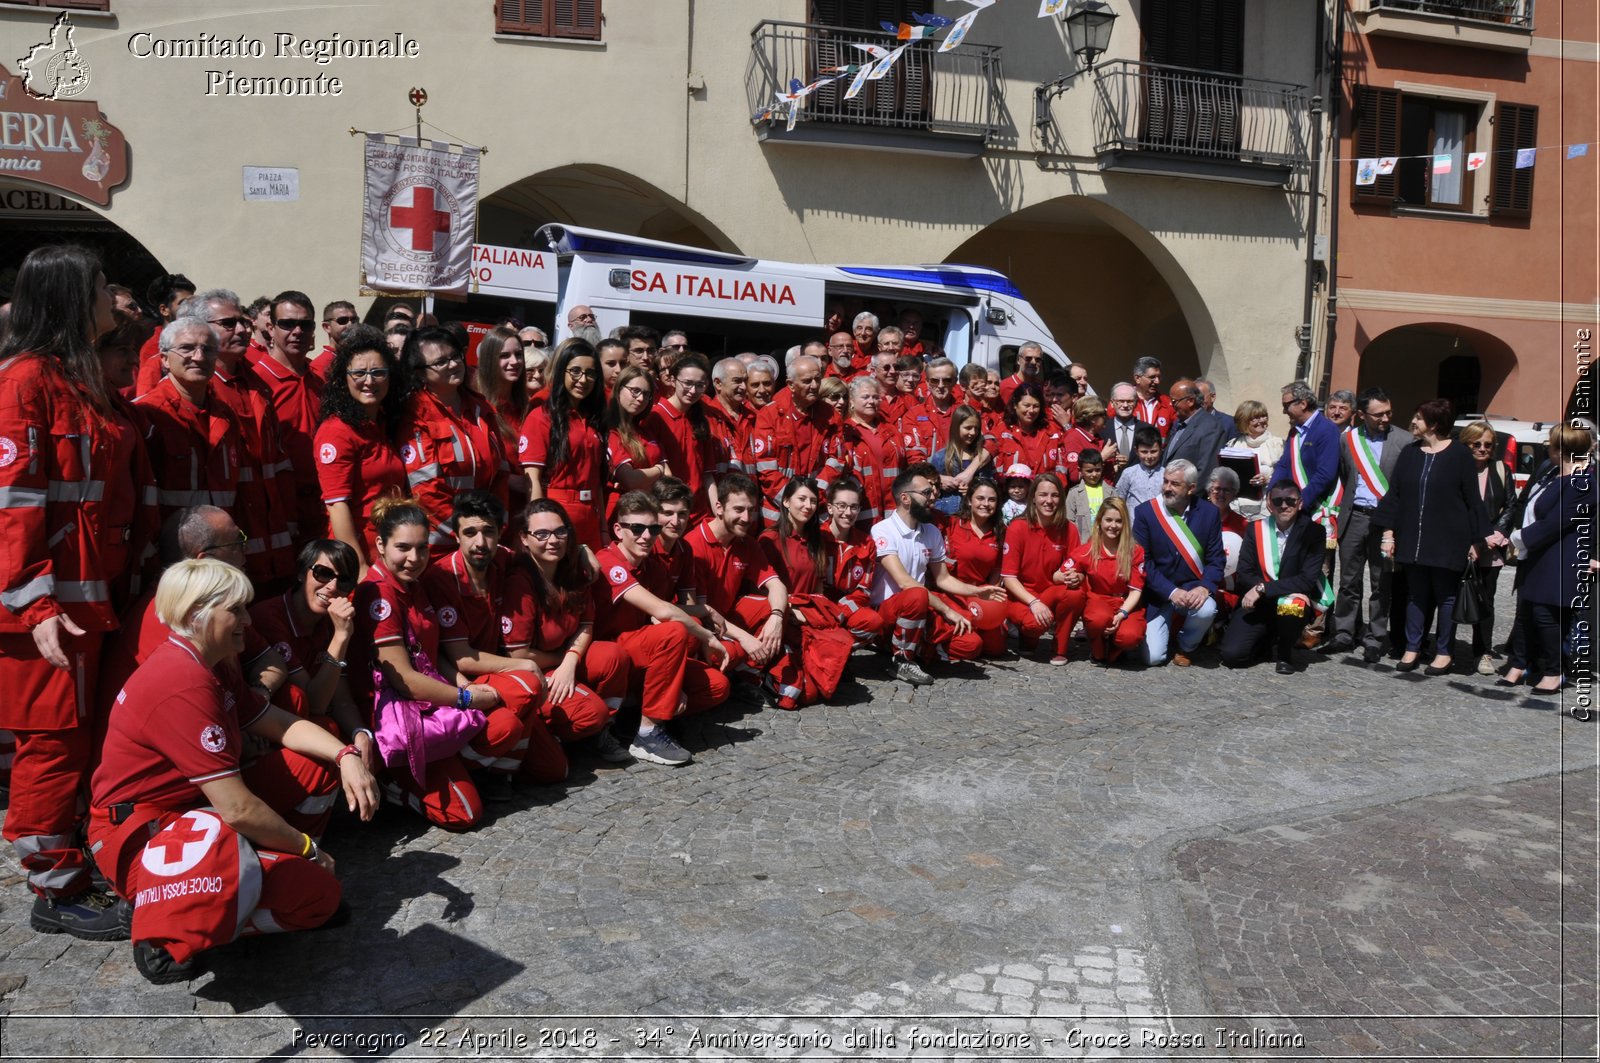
[313,324,406,575]
[518,338,607,547]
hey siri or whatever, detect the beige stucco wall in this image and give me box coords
[1,0,1317,414]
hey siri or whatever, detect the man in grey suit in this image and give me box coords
[1161,379,1228,486]
[1325,386,1414,662]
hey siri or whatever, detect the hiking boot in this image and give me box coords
[593,728,635,764]
[895,659,934,687]
[133,940,198,985]
[629,728,691,766]
[31,889,131,942]
[475,772,514,804]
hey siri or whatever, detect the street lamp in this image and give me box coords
[1062,1,1118,72]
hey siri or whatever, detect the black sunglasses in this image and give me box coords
[1269,495,1300,507]
[616,521,659,537]
[311,563,356,589]
[274,318,316,331]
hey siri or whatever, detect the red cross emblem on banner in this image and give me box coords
[388,186,451,253]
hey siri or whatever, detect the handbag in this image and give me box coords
[1453,561,1489,626]
[371,608,487,786]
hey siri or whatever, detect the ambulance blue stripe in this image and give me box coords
[552,232,749,267]
[837,266,1025,299]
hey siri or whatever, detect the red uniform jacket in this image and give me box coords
[134,377,244,523]
[749,391,834,520]
[821,523,876,609]
[1137,393,1178,440]
[399,389,509,556]
[0,355,157,636]
[249,351,326,536]
[212,362,296,585]
[822,417,904,523]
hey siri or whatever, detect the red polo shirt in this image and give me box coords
[686,519,778,615]
[944,518,1003,586]
[1001,518,1081,593]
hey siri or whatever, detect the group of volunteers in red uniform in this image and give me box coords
[0,244,1152,988]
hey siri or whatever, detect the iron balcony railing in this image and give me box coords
[1091,60,1311,170]
[747,20,1003,140]
[1369,0,1534,30]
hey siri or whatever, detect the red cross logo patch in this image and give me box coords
[140,810,222,878]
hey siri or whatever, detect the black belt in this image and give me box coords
[1352,503,1378,513]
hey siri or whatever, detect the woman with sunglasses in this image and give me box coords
[506,500,633,765]
[644,353,719,517]
[1374,399,1486,675]
[1456,421,1514,675]
[314,326,406,577]
[352,499,545,827]
[1002,472,1087,665]
[248,539,379,771]
[519,339,607,549]
[397,327,509,560]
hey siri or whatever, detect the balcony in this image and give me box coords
[1089,61,1311,187]
[746,20,1003,158]
[1357,0,1534,52]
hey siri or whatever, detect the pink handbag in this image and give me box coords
[371,613,486,786]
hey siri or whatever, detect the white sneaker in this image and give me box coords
[629,728,692,766]
[896,659,934,686]
[594,729,635,764]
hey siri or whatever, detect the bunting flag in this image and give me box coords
[1431,153,1453,174]
[1356,159,1378,186]
[881,21,938,39]
[1040,0,1069,14]
[868,43,910,80]
[912,12,954,26]
[955,0,996,7]
[843,61,875,100]
[1377,157,1398,174]
[940,9,981,51]
[1516,147,1537,168]
[1466,151,1488,172]
[1570,143,1590,159]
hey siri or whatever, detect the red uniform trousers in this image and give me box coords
[537,640,630,742]
[88,807,340,965]
[833,593,886,644]
[1007,585,1088,658]
[1081,592,1148,663]
[875,586,986,662]
[547,488,601,550]
[0,631,101,898]
[615,621,698,722]
[238,716,341,839]
[938,593,1011,656]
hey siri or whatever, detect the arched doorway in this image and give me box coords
[479,165,739,252]
[1356,323,1517,420]
[944,196,1218,391]
[0,183,167,302]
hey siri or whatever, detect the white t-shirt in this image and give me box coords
[868,510,946,606]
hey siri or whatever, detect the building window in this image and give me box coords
[495,0,601,40]
[1354,86,1537,217]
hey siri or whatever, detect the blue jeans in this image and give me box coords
[1143,594,1218,665]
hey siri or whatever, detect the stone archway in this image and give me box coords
[479,164,740,253]
[944,195,1223,394]
[1356,322,1519,420]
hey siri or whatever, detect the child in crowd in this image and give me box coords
[1114,426,1165,511]
[1001,464,1032,526]
[1065,448,1107,540]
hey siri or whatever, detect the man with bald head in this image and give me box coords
[1161,378,1228,485]
[826,331,856,378]
[566,304,600,345]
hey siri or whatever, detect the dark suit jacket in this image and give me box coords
[1132,496,1227,603]
[1270,410,1342,510]
[1519,471,1597,607]
[1236,512,1326,602]
[1162,412,1228,485]
[1335,425,1414,536]
[1206,407,1238,441]
[1098,416,1155,453]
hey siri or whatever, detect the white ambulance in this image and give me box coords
[450,225,1068,373]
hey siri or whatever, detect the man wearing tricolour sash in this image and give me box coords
[1327,388,1413,663]
[1219,480,1328,674]
[1131,459,1226,667]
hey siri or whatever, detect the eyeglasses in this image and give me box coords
[616,521,659,537]
[929,376,955,386]
[1468,441,1495,450]
[348,368,390,381]
[209,316,247,330]
[526,527,572,542]
[908,487,937,498]
[310,563,356,590]
[662,342,689,352]
[170,343,218,357]
[566,366,599,380]
[620,384,650,400]
[274,318,316,332]
[830,501,862,512]
[425,354,463,370]
[676,378,707,392]
[199,532,248,555]
[1268,496,1300,508]
[572,313,597,322]
[329,316,358,326]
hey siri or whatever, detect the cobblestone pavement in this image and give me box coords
[1,587,1596,1060]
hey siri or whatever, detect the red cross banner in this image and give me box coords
[360,133,479,295]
